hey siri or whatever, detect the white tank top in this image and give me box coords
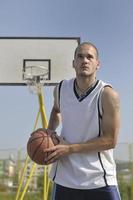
[49,78,118,189]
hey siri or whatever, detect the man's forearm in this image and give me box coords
[48,107,61,131]
[69,135,116,154]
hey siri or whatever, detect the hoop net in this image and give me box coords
[23,65,49,94]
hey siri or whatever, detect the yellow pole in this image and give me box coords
[16,110,40,200]
[38,90,49,200]
[16,89,50,200]
[15,156,30,200]
[19,163,37,200]
[38,91,48,128]
[33,109,41,130]
[46,177,51,199]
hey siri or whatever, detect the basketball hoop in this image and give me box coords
[23,65,49,94]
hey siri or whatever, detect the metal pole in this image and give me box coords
[38,90,49,200]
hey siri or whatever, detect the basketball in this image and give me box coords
[27,128,59,165]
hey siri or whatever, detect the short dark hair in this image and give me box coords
[74,42,99,59]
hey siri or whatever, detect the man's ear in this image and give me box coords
[96,60,100,70]
[72,60,75,68]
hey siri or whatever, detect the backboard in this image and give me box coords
[0,37,80,86]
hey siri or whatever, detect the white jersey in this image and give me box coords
[49,78,118,189]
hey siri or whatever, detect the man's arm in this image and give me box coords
[48,85,61,131]
[44,87,120,164]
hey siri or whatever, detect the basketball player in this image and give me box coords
[44,42,121,200]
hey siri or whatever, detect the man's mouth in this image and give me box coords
[81,66,88,70]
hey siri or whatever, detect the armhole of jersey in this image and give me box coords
[98,85,112,118]
[58,80,63,109]
[97,84,113,187]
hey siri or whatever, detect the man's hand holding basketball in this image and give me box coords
[44,136,71,165]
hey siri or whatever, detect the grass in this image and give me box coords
[0,192,43,200]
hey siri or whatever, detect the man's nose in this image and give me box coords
[83,56,89,63]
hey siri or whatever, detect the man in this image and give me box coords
[44,42,121,200]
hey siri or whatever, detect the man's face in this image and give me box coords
[73,44,100,78]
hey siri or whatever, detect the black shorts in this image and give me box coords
[52,184,121,200]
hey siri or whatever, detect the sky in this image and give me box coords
[0,0,133,160]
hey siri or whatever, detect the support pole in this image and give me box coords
[15,110,40,200]
[38,92,48,128]
[38,90,49,200]
[15,156,30,200]
[19,163,37,200]
[16,89,50,200]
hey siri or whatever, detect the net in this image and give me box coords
[23,65,49,94]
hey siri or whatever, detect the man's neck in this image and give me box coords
[76,76,96,92]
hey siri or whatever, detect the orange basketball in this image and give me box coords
[27,128,59,165]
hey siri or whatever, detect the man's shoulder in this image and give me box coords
[59,78,75,87]
[98,80,119,104]
[102,86,120,108]
[54,78,74,93]
[99,80,112,87]
[102,86,119,98]
[62,78,75,83]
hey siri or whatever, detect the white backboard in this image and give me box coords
[0,37,80,85]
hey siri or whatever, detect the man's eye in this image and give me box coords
[78,54,83,58]
[87,55,93,59]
